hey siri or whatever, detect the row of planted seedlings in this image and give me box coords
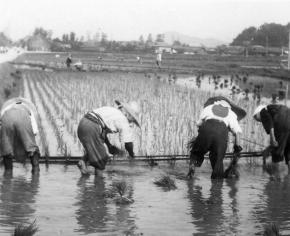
[22,69,269,164]
[41,72,85,146]
[36,71,266,158]
[37,72,83,153]
[48,72,196,156]
[23,73,49,157]
[29,71,82,156]
[26,71,68,156]
[25,72,58,154]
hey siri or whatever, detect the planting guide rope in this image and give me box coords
[36,151,264,164]
[32,136,266,164]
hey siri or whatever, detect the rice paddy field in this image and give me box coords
[1,52,290,235]
[17,68,273,157]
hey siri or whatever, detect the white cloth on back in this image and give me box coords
[197,100,242,134]
[92,106,133,143]
[1,102,39,135]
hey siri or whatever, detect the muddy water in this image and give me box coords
[0,161,290,235]
[176,74,290,104]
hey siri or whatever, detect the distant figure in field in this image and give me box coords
[66,54,72,68]
[136,56,142,64]
[253,104,290,174]
[0,97,40,174]
[188,96,246,179]
[77,100,141,175]
[156,51,162,69]
[271,94,279,104]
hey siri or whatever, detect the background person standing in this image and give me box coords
[156,51,162,69]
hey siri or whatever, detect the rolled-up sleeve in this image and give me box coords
[30,113,39,135]
[117,119,133,143]
[227,111,242,134]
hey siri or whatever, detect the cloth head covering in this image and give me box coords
[204,96,247,121]
[115,100,141,127]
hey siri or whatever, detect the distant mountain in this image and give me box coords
[163,31,227,47]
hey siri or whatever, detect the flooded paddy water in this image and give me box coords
[0,161,290,235]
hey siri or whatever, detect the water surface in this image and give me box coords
[0,161,290,235]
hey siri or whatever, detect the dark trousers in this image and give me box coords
[189,119,228,178]
[77,117,109,170]
[272,107,290,163]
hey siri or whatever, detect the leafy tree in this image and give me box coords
[139,35,144,45]
[173,40,181,46]
[231,27,256,46]
[33,27,52,39]
[0,32,12,46]
[254,23,288,47]
[100,33,108,46]
[69,32,76,43]
[232,23,290,47]
[62,34,69,43]
[146,33,153,44]
[155,34,165,43]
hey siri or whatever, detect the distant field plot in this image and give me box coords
[14,51,283,74]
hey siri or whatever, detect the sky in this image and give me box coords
[1,0,290,44]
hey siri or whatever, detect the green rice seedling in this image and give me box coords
[13,220,38,236]
[112,180,128,197]
[263,222,280,236]
[22,69,271,158]
[111,180,134,204]
[154,174,177,190]
[264,163,278,176]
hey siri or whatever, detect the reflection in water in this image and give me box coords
[187,179,224,235]
[187,178,241,235]
[224,179,240,235]
[74,174,137,235]
[0,172,39,232]
[254,174,290,234]
[75,176,108,234]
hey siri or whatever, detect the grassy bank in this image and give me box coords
[0,63,22,107]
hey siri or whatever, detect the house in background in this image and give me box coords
[153,43,177,54]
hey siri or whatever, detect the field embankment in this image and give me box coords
[0,63,22,107]
[12,52,290,80]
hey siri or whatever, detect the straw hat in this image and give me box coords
[115,100,141,127]
[253,104,267,121]
[204,96,247,121]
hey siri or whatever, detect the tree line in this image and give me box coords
[231,23,290,48]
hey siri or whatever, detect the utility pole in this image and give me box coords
[288,31,290,70]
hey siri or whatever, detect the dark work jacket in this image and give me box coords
[260,104,290,134]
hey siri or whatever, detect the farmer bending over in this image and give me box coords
[0,97,40,174]
[253,104,290,173]
[188,96,246,179]
[77,100,141,175]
